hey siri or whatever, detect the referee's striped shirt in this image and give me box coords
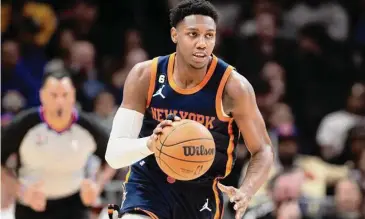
[1,107,110,200]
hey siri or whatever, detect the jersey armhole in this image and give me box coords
[146,57,159,108]
[215,65,234,122]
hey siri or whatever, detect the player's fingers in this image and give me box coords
[152,134,158,141]
[231,194,242,203]
[153,127,163,135]
[33,192,45,200]
[235,209,245,219]
[160,120,173,128]
[174,116,181,121]
[235,204,248,219]
[32,199,46,212]
[217,183,236,197]
[233,199,247,211]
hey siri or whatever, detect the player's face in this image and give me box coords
[40,77,75,118]
[172,15,216,69]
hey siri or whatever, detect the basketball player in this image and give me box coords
[1,70,116,219]
[105,1,274,219]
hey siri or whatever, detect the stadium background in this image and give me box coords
[1,0,365,218]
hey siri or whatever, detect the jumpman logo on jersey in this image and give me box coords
[200,199,212,212]
[153,85,166,99]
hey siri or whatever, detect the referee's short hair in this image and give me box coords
[41,69,74,88]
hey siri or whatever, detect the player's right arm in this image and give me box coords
[105,60,175,169]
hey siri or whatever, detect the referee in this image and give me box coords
[1,70,115,219]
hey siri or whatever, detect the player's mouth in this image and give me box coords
[192,52,207,62]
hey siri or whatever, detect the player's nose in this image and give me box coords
[196,36,207,49]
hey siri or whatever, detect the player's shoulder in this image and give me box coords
[127,59,154,84]
[224,69,254,99]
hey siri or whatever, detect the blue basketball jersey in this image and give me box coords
[139,53,240,180]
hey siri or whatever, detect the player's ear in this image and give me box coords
[171,27,178,44]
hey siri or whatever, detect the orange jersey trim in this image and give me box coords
[125,167,132,182]
[146,57,159,108]
[215,66,233,122]
[224,119,235,177]
[167,53,218,95]
[212,179,221,219]
[134,208,159,219]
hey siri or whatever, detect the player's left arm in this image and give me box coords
[218,71,274,219]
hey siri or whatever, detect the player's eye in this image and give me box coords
[62,93,68,98]
[188,32,197,37]
[51,93,57,98]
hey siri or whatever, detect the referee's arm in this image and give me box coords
[78,113,116,189]
[1,109,38,197]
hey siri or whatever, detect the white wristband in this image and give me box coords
[105,108,153,169]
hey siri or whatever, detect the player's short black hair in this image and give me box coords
[41,69,73,88]
[169,0,219,27]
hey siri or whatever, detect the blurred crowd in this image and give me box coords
[1,0,365,218]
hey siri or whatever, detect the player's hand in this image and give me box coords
[277,201,301,219]
[80,178,101,206]
[147,115,181,152]
[218,183,250,219]
[19,181,46,212]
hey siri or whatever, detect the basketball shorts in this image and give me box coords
[119,157,224,219]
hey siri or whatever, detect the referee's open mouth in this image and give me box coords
[57,109,63,117]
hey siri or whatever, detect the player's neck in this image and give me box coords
[174,54,209,88]
[43,111,74,131]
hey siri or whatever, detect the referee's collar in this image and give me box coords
[38,106,79,134]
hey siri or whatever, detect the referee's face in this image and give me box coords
[40,77,75,118]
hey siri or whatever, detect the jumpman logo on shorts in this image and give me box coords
[153,85,166,99]
[200,199,212,212]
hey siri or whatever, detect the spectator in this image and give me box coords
[245,122,349,207]
[322,179,364,219]
[283,0,349,41]
[69,40,105,111]
[292,23,354,154]
[261,62,286,106]
[124,30,144,54]
[16,15,48,81]
[1,40,41,107]
[60,0,102,54]
[110,47,148,104]
[45,28,76,71]
[243,169,312,219]
[317,83,365,163]
[90,90,117,132]
[2,90,26,117]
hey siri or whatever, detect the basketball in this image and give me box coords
[153,119,216,181]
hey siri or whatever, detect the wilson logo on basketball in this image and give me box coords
[183,145,215,156]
